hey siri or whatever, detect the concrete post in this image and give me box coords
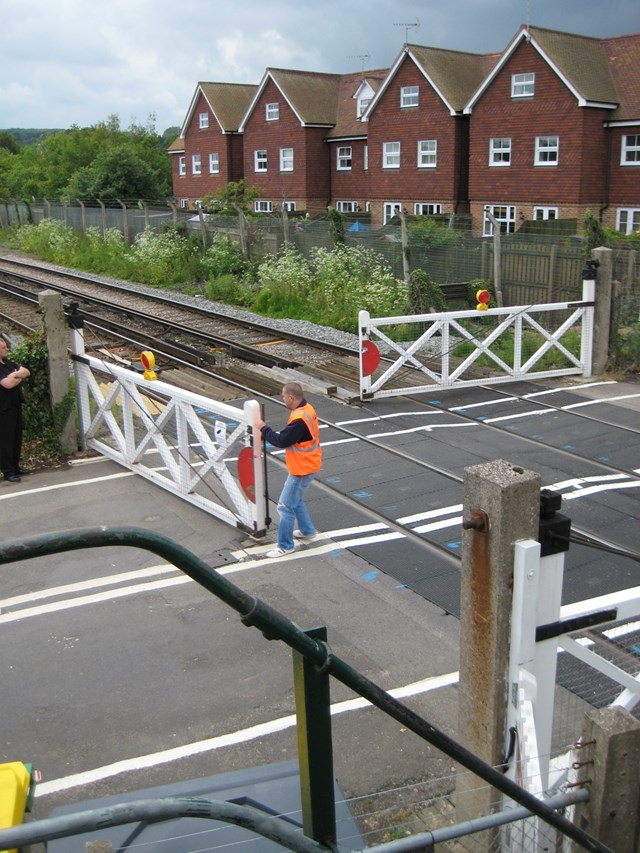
[456,459,541,821]
[573,707,640,852]
[38,291,77,454]
[591,246,613,376]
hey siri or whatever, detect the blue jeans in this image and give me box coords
[276,473,316,550]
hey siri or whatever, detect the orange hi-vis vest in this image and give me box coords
[285,402,322,476]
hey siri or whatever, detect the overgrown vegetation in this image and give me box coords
[8,330,70,468]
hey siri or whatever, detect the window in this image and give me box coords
[483,205,516,236]
[414,203,442,215]
[179,198,188,209]
[535,135,559,165]
[616,208,640,234]
[512,72,535,97]
[364,145,368,171]
[191,154,201,175]
[534,207,559,221]
[383,202,401,224]
[418,140,437,168]
[199,112,209,129]
[337,146,352,170]
[254,200,273,213]
[336,201,358,212]
[280,148,294,171]
[401,86,419,108]
[621,135,640,164]
[254,150,268,172]
[490,138,511,166]
[266,103,279,121]
[383,142,400,168]
[178,156,186,176]
[209,152,219,174]
[282,201,296,212]
[358,97,371,117]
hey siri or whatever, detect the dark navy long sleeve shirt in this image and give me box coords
[260,399,312,449]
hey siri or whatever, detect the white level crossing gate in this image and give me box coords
[71,328,267,536]
[358,278,595,400]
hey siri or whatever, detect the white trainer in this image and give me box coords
[294,530,318,542]
[266,546,295,558]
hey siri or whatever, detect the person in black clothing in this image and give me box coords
[0,338,31,483]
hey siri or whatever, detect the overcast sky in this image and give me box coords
[1,0,638,134]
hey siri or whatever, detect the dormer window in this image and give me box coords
[401,86,419,108]
[199,112,209,129]
[512,73,535,97]
[358,97,371,117]
[266,103,279,121]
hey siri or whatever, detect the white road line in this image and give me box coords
[35,670,459,797]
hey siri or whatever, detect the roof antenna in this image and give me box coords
[525,0,531,28]
[394,18,420,44]
[347,53,371,73]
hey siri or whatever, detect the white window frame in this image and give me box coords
[483,205,516,236]
[336,201,358,212]
[616,208,640,234]
[383,202,401,224]
[358,97,371,117]
[621,134,640,165]
[535,135,559,166]
[209,152,219,174]
[254,200,273,213]
[280,148,293,172]
[401,86,419,108]
[254,150,268,172]
[282,201,296,212]
[179,198,188,209]
[417,140,437,168]
[199,112,209,129]
[512,72,535,97]
[364,145,368,171]
[414,203,442,215]
[383,142,400,169]
[191,154,201,175]
[178,156,186,176]
[490,137,511,166]
[337,146,352,170]
[266,103,279,121]
[533,206,559,221]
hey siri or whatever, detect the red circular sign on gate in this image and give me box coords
[361,340,381,377]
[237,446,256,503]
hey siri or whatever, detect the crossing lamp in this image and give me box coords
[476,289,491,311]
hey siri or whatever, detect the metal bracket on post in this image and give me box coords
[292,626,337,850]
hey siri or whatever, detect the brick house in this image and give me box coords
[325,69,387,215]
[238,68,344,215]
[170,82,257,210]
[464,26,640,236]
[169,26,639,233]
[362,45,497,224]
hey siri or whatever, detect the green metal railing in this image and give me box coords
[0,528,612,853]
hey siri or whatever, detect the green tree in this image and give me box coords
[0,131,21,154]
[63,145,167,202]
[200,179,262,215]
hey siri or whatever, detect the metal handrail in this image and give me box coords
[0,528,612,853]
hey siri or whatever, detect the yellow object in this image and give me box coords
[0,762,30,853]
[140,350,157,381]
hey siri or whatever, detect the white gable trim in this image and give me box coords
[238,70,307,132]
[179,84,227,136]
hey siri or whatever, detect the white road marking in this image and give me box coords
[34,670,460,797]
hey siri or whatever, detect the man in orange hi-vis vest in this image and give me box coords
[256,382,322,558]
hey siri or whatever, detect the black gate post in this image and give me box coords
[292,626,337,849]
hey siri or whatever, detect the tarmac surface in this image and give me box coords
[1,374,638,847]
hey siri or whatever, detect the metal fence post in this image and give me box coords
[292,626,337,849]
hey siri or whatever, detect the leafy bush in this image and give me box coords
[201,234,248,279]
[408,268,447,314]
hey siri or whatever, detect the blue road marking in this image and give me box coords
[563,444,575,450]
[476,416,488,421]
[351,490,372,498]
[362,571,378,581]
[325,476,342,484]
[447,541,461,550]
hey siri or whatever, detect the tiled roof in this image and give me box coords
[199,82,258,131]
[526,26,619,104]
[167,137,184,153]
[601,33,640,120]
[407,44,499,111]
[327,69,388,138]
[266,69,343,125]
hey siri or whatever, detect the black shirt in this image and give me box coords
[0,358,23,412]
[260,399,313,449]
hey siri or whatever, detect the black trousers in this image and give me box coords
[0,405,23,476]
